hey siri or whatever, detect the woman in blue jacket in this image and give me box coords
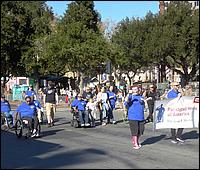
[126,86,145,149]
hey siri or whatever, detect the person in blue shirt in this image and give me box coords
[167,81,185,144]
[73,93,90,127]
[30,96,43,124]
[107,85,117,124]
[126,86,145,149]
[1,94,14,126]
[14,96,39,137]
[25,85,37,99]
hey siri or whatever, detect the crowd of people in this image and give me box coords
[1,80,197,147]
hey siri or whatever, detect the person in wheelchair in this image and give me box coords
[1,94,14,127]
[14,96,40,137]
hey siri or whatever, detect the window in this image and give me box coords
[19,79,27,85]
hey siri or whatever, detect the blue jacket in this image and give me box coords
[167,89,180,99]
[16,102,37,118]
[127,94,145,121]
[1,100,11,113]
[107,91,117,109]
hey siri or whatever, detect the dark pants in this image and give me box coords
[129,120,145,136]
[107,107,114,123]
[147,103,154,118]
[22,116,39,130]
[171,128,184,140]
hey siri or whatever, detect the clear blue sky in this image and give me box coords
[46,1,159,23]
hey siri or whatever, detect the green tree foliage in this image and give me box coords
[111,17,148,85]
[1,1,53,91]
[161,2,199,84]
[58,1,110,91]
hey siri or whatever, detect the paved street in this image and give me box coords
[1,106,199,169]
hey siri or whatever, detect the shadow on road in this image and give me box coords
[181,130,199,140]
[1,130,117,169]
[141,134,166,145]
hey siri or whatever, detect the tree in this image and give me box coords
[161,2,199,85]
[59,1,110,92]
[111,17,148,85]
[1,1,54,92]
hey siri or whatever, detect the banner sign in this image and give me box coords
[153,96,199,129]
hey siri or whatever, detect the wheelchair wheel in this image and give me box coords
[15,119,23,138]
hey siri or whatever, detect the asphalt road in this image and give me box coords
[1,106,199,169]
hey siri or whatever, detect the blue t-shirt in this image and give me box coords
[74,99,87,111]
[1,100,11,113]
[127,94,145,121]
[25,90,36,97]
[107,91,117,109]
[16,102,37,118]
[167,89,180,99]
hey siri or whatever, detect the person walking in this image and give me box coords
[107,85,117,124]
[43,81,59,127]
[126,86,145,149]
[167,81,185,144]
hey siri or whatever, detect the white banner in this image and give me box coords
[153,96,199,129]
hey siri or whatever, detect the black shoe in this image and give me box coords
[47,123,51,127]
[51,122,54,126]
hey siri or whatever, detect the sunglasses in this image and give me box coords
[26,100,31,103]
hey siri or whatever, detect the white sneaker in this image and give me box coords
[102,122,106,126]
[36,132,40,137]
[171,139,178,144]
[81,124,85,127]
[32,129,37,134]
[31,133,36,138]
[85,123,90,126]
[176,138,185,143]
[112,120,117,124]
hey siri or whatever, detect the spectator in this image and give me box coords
[126,86,145,149]
[167,81,185,144]
[43,81,59,127]
[184,85,193,96]
[143,84,160,123]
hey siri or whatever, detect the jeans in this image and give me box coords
[78,110,89,124]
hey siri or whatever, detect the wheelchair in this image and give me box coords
[1,112,13,131]
[70,108,81,128]
[15,116,41,139]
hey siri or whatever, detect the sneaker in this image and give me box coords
[171,139,178,144]
[47,123,51,127]
[31,133,37,138]
[102,122,106,126]
[85,123,90,127]
[36,132,40,137]
[81,124,85,127]
[112,120,117,124]
[176,138,185,143]
[133,145,141,149]
[32,129,37,134]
